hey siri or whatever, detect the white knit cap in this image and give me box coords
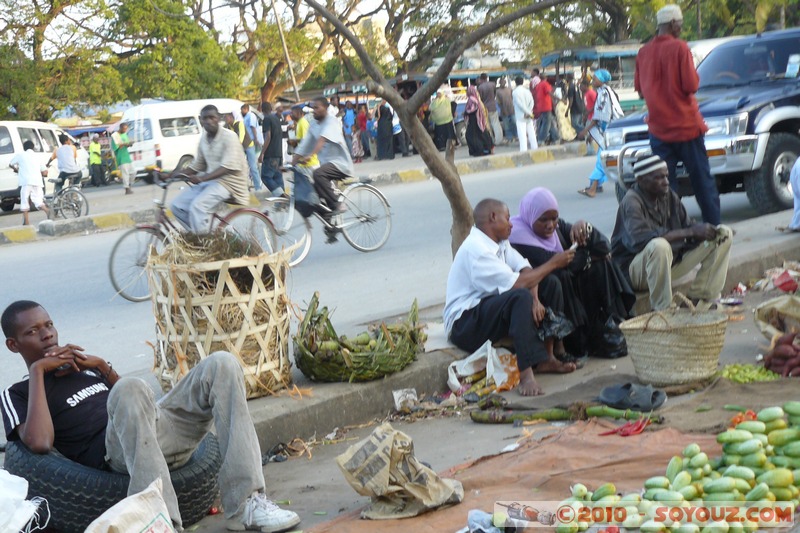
[633,154,668,179]
[657,4,683,24]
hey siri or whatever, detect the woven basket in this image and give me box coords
[147,251,292,399]
[619,294,728,386]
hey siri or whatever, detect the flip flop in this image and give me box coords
[598,383,667,411]
[577,188,596,198]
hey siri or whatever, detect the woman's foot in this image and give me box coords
[577,186,597,198]
[535,357,577,374]
[518,367,543,396]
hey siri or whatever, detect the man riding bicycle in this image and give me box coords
[167,105,250,233]
[48,134,82,193]
[291,96,355,241]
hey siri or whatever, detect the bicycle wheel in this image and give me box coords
[340,185,392,252]
[56,189,89,218]
[221,209,277,255]
[108,226,165,302]
[265,197,312,266]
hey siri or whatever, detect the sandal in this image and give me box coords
[577,187,596,198]
[598,383,667,411]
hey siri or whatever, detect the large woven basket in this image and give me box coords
[619,295,728,386]
[147,251,292,399]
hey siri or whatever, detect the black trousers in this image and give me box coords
[450,288,548,371]
[312,162,348,212]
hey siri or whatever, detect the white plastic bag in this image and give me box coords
[447,340,518,393]
[0,470,39,533]
[85,478,175,533]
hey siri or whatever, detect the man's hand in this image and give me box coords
[548,249,576,269]
[258,153,264,164]
[188,173,205,185]
[33,344,86,376]
[569,220,591,247]
[690,223,717,241]
[532,299,546,325]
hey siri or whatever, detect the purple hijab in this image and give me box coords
[509,188,563,252]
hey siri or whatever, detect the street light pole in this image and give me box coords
[269,0,300,101]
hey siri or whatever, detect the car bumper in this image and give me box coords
[603,134,759,184]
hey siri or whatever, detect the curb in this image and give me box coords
[249,212,800,451]
[0,143,588,245]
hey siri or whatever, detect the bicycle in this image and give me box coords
[43,177,89,219]
[108,175,278,302]
[264,166,392,267]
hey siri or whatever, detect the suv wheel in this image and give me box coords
[1,202,14,212]
[745,132,800,214]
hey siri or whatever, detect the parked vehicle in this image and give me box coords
[119,98,245,180]
[602,28,800,214]
[0,121,89,212]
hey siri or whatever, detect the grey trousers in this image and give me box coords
[105,352,265,526]
[170,180,230,233]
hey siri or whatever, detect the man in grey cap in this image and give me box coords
[610,154,732,311]
[634,4,720,226]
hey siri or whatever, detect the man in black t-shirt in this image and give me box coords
[258,102,286,197]
[1,301,300,532]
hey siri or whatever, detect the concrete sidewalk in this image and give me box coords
[0,141,587,245]
[249,209,800,451]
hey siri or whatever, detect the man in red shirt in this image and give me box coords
[581,79,597,155]
[534,76,559,145]
[634,4,720,225]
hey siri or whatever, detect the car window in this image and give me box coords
[39,129,58,152]
[159,117,200,137]
[18,128,43,152]
[699,36,800,88]
[0,126,12,155]
[124,119,153,142]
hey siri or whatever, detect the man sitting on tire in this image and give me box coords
[291,96,355,243]
[0,300,301,532]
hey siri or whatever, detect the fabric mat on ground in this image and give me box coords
[309,419,720,533]
[658,377,800,434]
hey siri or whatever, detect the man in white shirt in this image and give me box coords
[443,199,576,396]
[10,140,49,225]
[292,96,355,243]
[512,76,538,152]
[168,105,250,233]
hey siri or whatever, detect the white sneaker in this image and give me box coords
[226,493,301,532]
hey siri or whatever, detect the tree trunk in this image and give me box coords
[261,61,286,102]
[395,107,472,255]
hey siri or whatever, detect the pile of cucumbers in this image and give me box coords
[552,402,800,533]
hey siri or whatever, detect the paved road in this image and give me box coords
[0,155,757,393]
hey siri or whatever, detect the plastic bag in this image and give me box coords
[292,166,319,219]
[536,309,575,342]
[591,315,628,359]
[85,478,175,533]
[447,340,519,393]
[0,470,40,533]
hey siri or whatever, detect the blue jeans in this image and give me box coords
[537,112,559,144]
[502,114,517,139]
[260,157,284,195]
[649,134,720,225]
[244,146,260,190]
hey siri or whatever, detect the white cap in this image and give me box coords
[657,4,683,24]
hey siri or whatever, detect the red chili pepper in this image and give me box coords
[208,506,220,515]
[600,417,650,437]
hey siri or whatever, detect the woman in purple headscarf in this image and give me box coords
[510,187,635,358]
[464,86,494,156]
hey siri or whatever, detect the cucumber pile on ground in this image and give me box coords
[549,402,800,532]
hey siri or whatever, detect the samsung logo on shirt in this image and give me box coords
[66,383,109,407]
